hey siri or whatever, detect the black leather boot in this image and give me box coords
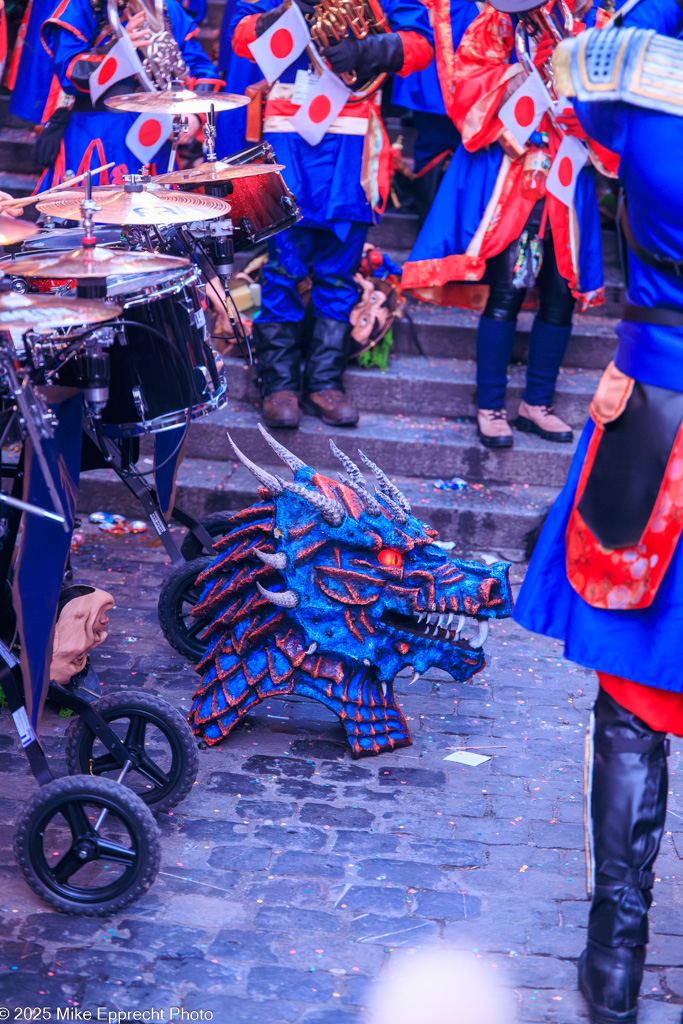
[252,320,302,397]
[303,317,351,394]
[579,687,669,1024]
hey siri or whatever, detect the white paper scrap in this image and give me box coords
[444,750,491,766]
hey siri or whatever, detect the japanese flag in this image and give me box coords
[546,134,588,208]
[290,65,350,146]
[499,68,552,148]
[248,3,310,85]
[90,34,145,104]
[125,113,173,165]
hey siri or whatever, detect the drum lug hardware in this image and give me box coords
[132,386,148,424]
[209,219,233,238]
[195,365,214,395]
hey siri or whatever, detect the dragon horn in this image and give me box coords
[374,486,408,526]
[254,548,288,570]
[227,433,284,495]
[256,581,300,608]
[281,479,345,527]
[329,440,383,517]
[257,423,307,474]
[357,449,411,513]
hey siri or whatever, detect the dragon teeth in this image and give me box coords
[470,619,490,649]
[409,671,420,685]
[446,612,454,627]
[455,615,465,636]
[417,612,426,623]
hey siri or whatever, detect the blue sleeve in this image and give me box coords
[383,0,433,40]
[573,97,629,157]
[167,0,219,78]
[41,0,99,93]
[230,0,280,35]
[618,0,683,35]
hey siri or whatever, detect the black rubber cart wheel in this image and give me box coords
[14,775,160,915]
[180,511,233,560]
[64,690,199,812]
[158,555,213,662]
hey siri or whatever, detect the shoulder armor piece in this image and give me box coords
[554,26,683,118]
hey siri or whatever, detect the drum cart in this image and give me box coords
[0,266,198,915]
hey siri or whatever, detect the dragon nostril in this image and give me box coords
[480,577,500,604]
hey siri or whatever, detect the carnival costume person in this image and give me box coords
[229,0,433,429]
[391,0,477,223]
[515,4,683,1021]
[402,0,606,449]
[37,0,222,189]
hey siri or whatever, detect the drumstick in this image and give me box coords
[0,161,116,213]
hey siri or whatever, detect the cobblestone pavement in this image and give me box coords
[0,523,682,1024]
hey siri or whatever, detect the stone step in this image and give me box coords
[394,301,619,370]
[0,169,38,197]
[78,455,555,551]
[225,353,599,429]
[368,211,420,251]
[0,127,36,174]
[182,399,578,488]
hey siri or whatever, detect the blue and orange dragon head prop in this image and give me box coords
[190,427,513,757]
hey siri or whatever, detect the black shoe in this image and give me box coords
[578,942,644,1024]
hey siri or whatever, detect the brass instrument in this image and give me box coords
[301,0,391,101]
[107,0,187,92]
[514,0,573,102]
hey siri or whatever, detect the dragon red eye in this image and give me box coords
[378,548,402,568]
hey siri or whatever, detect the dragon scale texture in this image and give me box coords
[189,433,513,757]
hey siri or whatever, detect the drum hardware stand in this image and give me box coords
[168,115,189,174]
[0,340,68,530]
[82,422,214,567]
[203,103,217,164]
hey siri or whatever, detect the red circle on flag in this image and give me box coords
[514,95,535,128]
[558,156,573,187]
[270,27,294,59]
[98,56,118,84]
[138,119,162,147]
[309,94,332,124]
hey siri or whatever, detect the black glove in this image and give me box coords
[33,107,72,169]
[255,0,315,36]
[320,31,403,85]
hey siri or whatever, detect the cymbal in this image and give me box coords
[0,215,40,247]
[2,246,191,279]
[36,186,230,225]
[0,291,122,330]
[104,88,250,115]
[152,161,286,186]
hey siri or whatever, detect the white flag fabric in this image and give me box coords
[290,65,350,146]
[546,134,588,208]
[125,113,174,166]
[248,3,310,85]
[498,68,552,148]
[90,34,145,105]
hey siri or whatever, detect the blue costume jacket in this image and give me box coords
[401,3,605,307]
[229,0,432,231]
[392,0,474,116]
[9,0,56,123]
[515,1,683,692]
[39,0,219,187]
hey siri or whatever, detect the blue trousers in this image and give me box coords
[258,222,368,324]
[477,235,574,409]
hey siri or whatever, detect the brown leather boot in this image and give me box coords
[302,389,359,427]
[515,400,573,442]
[262,390,301,429]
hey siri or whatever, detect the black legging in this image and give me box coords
[483,234,575,326]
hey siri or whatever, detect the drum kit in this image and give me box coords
[0,88,301,915]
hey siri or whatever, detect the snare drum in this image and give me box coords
[102,266,228,437]
[54,266,228,437]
